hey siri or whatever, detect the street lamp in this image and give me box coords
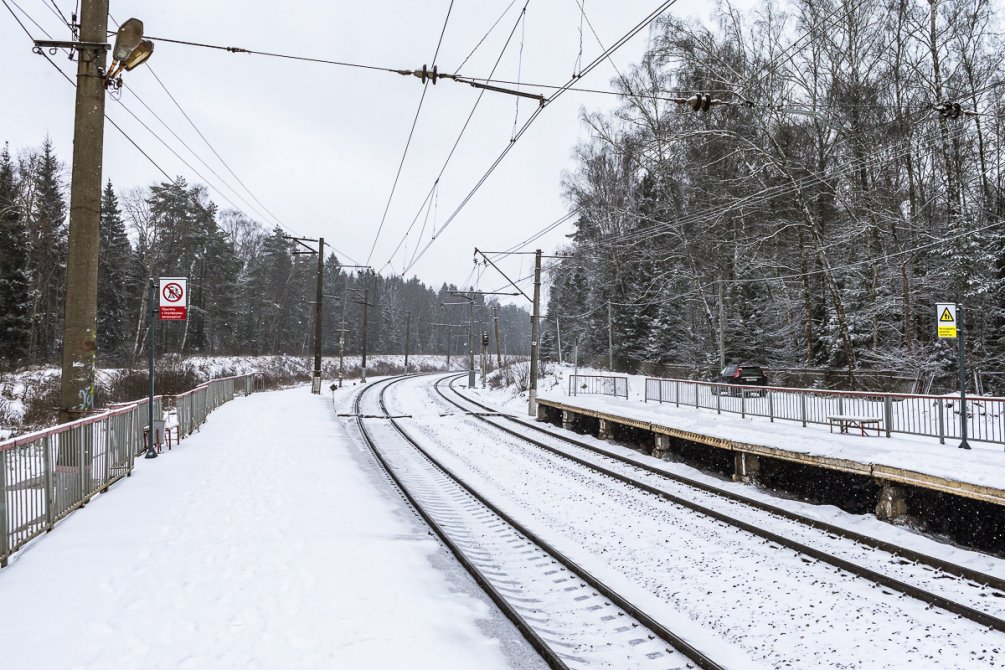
[106,18,154,85]
[32,5,155,427]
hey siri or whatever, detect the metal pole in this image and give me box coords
[312,238,324,394]
[958,304,971,449]
[481,335,486,388]
[145,279,157,459]
[404,311,411,372]
[528,249,542,415]
[338,289,346,388]
[361,286,369,383]
[573,343,579,396]
[556,318,563,365]
[468,300,475,387]
[445,326,452,369]
[607,300,614,371]
[59,0,109,424]
[493,306,503,368]
[718,278,726,369]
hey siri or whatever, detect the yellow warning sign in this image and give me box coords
[936,303,957,338]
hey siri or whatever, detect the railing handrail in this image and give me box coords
[651,376,1005,403]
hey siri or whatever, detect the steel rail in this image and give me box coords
[352,376,568,670]
[352,375,725,670]
[435,374,1005,634]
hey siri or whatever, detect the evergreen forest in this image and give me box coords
[0,140,531,370]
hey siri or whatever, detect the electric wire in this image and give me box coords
[403,0,684,276]
[381,1,533,275]
[364,0,456,267]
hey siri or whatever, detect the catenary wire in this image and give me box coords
[403,0,684,276]
[364,0,456,267]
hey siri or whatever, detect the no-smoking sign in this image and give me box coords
[159,277,188,320]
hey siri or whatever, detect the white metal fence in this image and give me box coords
[569,374,629,399]
[644,378,1005,447]
[1,373,258,568]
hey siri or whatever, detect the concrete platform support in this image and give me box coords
[562,410,577,431]
[653,433,673,460]
[733,452,760,484]
[536,404,548,422]
[597,419,613,441]
[875,482,909,520]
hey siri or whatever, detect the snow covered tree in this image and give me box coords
[0,143,31,366]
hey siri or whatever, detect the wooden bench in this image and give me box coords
[828,415,882,437]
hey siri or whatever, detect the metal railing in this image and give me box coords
[644,377,1005,447]
[1,373,258,568]
[569,374,629,399]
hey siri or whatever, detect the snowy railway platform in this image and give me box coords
[532,379,1005,552]
[0,384,543,670]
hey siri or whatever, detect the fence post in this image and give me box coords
[0,446,9,566]
[659,380,664,404]
[800,394,807,427]
[715,386,721,414]
[768,392,774,423]
[884,397,893,438]
[675,381,680,408]
[43,436,54,530]
[694,383,699,409]
[937,398,945,445]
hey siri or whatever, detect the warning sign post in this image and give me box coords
[936,303,957,338]
[936,301,971,450]
[159,277,188,320]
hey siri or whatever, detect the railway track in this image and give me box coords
[430,373,1005,635]
[351,376,724,670]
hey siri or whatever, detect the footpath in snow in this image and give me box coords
[0,384,541,670]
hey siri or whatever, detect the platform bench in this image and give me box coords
[828,415,882,437]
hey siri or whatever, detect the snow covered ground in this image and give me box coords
[0,382,542,670]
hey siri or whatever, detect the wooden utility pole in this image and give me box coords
[337,292,347,388]
[59,0,110,423]
[528,249,542,416]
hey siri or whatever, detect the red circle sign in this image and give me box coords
[162,282,184,303]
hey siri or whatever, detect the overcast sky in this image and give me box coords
[2,0,751,301]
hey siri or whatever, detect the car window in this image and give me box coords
[741,367,763,376]
[721,365,737,376]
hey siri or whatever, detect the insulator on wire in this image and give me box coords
[933,102,968,119]
[688,93,714,112]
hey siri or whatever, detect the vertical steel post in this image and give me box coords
[467,300,475,388]
[556,318,562,364]
[145,279,158,459]
[958,305,971,449]
[312,238,324,394]
[404,311,411,372]
[718,279,726,369]
[493,306,503,368]
[361,287,369,383]
[528,250,542,415]
[607,300,614,371]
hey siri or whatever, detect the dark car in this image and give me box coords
[715,363,769,396]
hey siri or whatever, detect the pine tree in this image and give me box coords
[0,143,31,366]
[97,180,135,364]
[27,138,67,363]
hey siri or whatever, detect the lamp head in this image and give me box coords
[112,18,144,62]
[122,39,154,71]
